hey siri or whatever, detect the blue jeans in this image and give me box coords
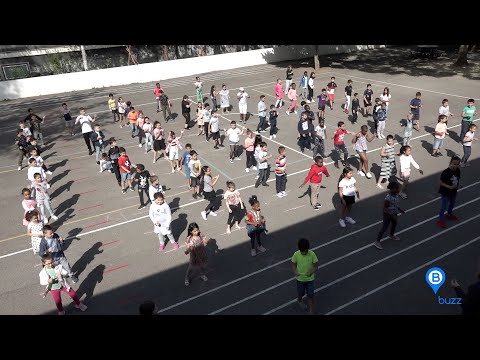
[95,144,105,163]
[462,145,471,163]
[439,193,456,220]
[296,280,314,299]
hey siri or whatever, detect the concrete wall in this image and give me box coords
[0,45,384,100]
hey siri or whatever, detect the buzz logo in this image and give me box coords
[426,267,462,305]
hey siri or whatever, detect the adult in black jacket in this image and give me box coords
[451,275,480,315]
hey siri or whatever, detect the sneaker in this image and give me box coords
[436,220,447,228]
[252,166,257,170]
[192,193,198,199]
[357,171,365,177]
[46,170,53,175]
[373,241,384,250]
[201,211,207,220]
[138,204,145,210]
[257,246,267,253]
[399,192,408,199]
[171,169,175,173]
[245,168,250,173]
[460,163,466,168]
[138,144,142,148]
[184,279,190,286]
[58,310,66,315]
[313,205,321,210]
[376,183,384,189]
[273,135,277,139]
[172,242,179,250]
[17,166,21,171]
[446,214,459,221]
[214,145,219,149]
[130,186,135,192]
[200,275,208,281]
[269,135,273,140]
[230,159,234,164]
[276,193,284,198]
[70,275,79,283]
[121,189,127,194]
[389,235,401,241]
[341,161,347,167]
[311,100,315,103]
[210,211,218,217]
[315,203,322,208]
[345,217,356,225]
[294,111,298,114]
[261,183,269,187]
[251,249,257,257]
[297,300,308,311]
[281,191,287,196]
[51,215,58,221]
[306,100,311,104]
[226,227,231,234]
[254,175,259,180]
[159,244,166,251]
[75,303,88,312]
[365,172,372,179]
[339,219,346,228]
[286,111,290,115]
[235,157,241,161]
[44,218,49,224]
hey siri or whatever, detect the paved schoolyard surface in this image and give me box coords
[0,47,479,315]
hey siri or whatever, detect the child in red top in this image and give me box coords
[299,156,330,210]
[118,147,135,194]
[332,121,355,168]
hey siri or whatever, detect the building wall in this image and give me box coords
[0,45,385,100]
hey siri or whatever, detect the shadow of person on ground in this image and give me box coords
[48,169,70,187]
[71,242,104,278]
[50,180,74,200]
[75,264,105,304]
[169,197,181,215]
[62,226,82,250]
[46,158,67,172]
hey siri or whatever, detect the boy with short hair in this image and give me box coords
[332,121,355,168]
[459,98,476,141]
[343,79,352,113]
[188,150,202,198]
[363,84,373,117]
[61,103,74,136]
[291,238,319,314]
[134,164,152,209]
[118,147,134,194]
[300,156,330,210]
[181,144,192,188]
[27,158,47,185]
[38,225,78,283]
[209,111,222,149]
[316,89,328,121]
[33,172,57,222]
[90,125,105,164]
[254,142,272,188]
[108,93,119,123]
[108,138,121,186]
[275,146,287,198]
[15,129,28,171]
[351,93,360,124]
[409,91,422,131]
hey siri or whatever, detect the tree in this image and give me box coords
[162,45,169,61]
[453,45,469,67]
[314,45,320,70]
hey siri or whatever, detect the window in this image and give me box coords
[2,63,31,80]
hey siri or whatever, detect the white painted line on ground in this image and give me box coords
[325,234,480,315]
[2,117,478,258]
[284,205,305,212]
[264,205,480,315]
[333,73,478,100]
[156,181,480,313]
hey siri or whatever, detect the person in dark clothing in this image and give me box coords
[108,138,121,186]
[451,274,480,315]
[297,112,314,153]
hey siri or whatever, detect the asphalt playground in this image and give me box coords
[0,47,479,315]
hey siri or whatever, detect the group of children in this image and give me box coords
[13,70,478,314]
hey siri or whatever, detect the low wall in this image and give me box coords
[0,45,384,100]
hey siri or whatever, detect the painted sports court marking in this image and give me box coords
[103,264,129,274]
[214,196,480,315]
[78,204,103,212]
[325,234,480,315]
[0,119,478,254]
[155,182,480,313]
[99,240,119,247]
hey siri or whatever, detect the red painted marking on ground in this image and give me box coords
[78,203,103,212]
[100,240,119,247]
[74,176,89,182]
[103,264,128,274]
[79,189,96,195]
[85,219,111,229]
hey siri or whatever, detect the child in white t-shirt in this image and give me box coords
[337,167,359,228]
